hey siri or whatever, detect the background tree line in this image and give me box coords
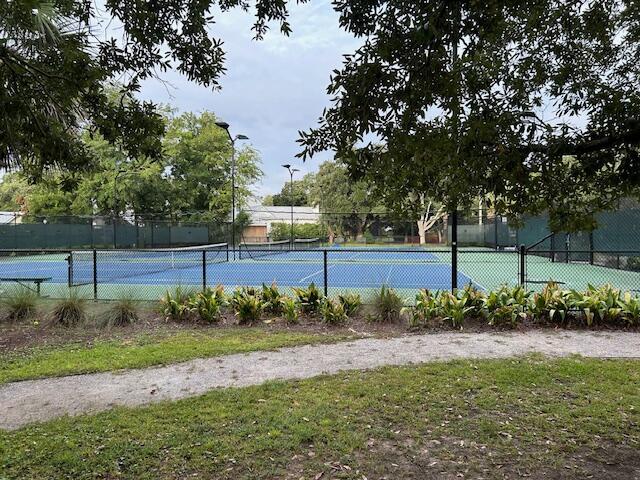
[0,111,261,223]
[4,1,640,238]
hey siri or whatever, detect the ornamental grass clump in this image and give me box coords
[371,285,403,323]
[1,286,38,322]
[48,290,87,327]
[99,294,139,328]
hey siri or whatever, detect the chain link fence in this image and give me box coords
[0,214,231,249]
[1,203,640,301]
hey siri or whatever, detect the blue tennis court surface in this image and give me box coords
[4,246,640,301]
[0,248,476,299]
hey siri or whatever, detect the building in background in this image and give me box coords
[241,205,320,242]
[0,212,23,224]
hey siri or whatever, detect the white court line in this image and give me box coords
[298,265,335,284]
[385,264,394,285]
[297,250,362,284]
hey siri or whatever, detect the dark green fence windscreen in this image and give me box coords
[0,216,229,249]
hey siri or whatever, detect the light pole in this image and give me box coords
[282,164,300,249]
[215,121,248,260]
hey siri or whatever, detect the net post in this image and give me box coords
[519,244,526,287]
[451,210,458,292]
[202,250,207,291]
[323,249,328,297]
[93,249,98,301]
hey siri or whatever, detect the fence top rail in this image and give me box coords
[525,232,556,252]
[526,249,640,254]
[0,247,527,254]
[0,249,73,254]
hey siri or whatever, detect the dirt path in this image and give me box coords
[1,330,639,430]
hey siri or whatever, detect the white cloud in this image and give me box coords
[139,1,360,196]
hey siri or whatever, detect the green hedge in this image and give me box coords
[270,222,326,241]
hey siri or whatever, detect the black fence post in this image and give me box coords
[451,210,458,291]
[93,249,98,301]
[323,249,328,297]
[519,244,526,287]
[565,233,570,264]
[202,250,207,291]
[67,251,73,288]
[589,232,594,265]
[550,234,556,262]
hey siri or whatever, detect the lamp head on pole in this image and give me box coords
[236,134,249,140]
[516,111,553,132]
[214,121,230,130]
[281,164,291,170]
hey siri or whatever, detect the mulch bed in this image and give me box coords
[2,302,639,355]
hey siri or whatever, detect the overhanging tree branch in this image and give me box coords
[520,122,640,157]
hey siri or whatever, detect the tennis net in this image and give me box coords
[293,238,321,250]
[238,240,290,259]
[70,243,229,285]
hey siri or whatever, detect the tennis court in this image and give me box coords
[1,241,639,301]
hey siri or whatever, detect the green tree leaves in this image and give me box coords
[308,160,384,239]
[1,0,297,177]
[272,180,311,206]
[299,1,640,230]
[164,111,262,221]
[0,111,262,221]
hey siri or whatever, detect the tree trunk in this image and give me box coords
[417,219,428,245]
[416,203,445,245]
[328,229,335,244]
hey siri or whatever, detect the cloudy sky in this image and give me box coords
[139,1,360,199]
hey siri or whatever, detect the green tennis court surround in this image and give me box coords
[1,245,640,302]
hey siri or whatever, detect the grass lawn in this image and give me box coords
[1,356,638,479]
[0,328,356,384]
